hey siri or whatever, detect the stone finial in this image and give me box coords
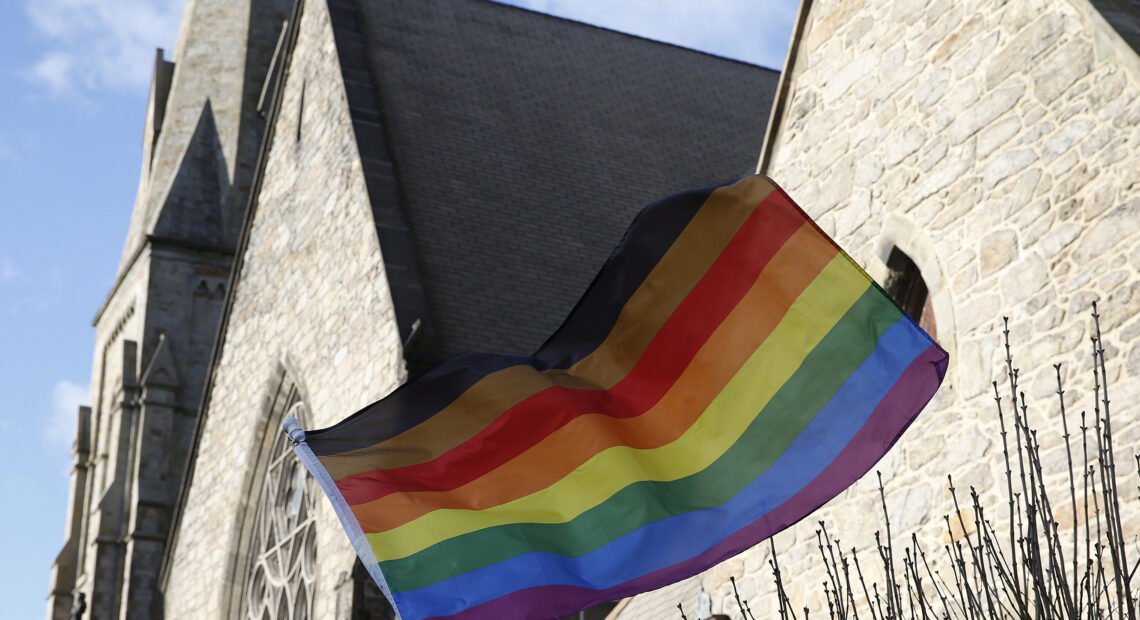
[144,48,175,153]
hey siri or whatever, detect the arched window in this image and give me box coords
[883,246,937,339]
[241,383,318,620]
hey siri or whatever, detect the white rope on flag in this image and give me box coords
[282,417,401,619]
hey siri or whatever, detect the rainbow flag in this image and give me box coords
[286,175,947,620]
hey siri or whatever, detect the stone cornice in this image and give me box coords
[91,234,234,326]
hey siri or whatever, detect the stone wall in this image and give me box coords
[161,0,404,615]
[64,254,147,619]
[622,0,1140,616]
[49,236,235,618]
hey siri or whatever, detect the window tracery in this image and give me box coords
[242,399,318,620]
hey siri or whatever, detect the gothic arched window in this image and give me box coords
[883,246,937,339]
[241,385,318,620]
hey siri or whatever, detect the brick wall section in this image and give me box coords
[161,0,404,615]
[617,0,1140,617]
[349,0,779,361]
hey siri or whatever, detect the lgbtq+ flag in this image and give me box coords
[282,175,948,620]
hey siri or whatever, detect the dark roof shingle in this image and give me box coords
[338,0,780,361]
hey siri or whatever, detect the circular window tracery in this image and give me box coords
[243,401,318,620]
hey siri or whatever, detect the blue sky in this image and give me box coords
[0,0,795,616]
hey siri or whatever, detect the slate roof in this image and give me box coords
[331,0,779,364]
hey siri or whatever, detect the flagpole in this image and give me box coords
[282,417,402,618]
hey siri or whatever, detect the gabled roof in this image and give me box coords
[331,0,780,365]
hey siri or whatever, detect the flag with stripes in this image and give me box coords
[285,175,948,620]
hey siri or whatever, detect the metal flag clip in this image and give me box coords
[282,416,306,446]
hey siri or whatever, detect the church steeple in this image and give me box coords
[48,1,291,618]
[116,0,291,275]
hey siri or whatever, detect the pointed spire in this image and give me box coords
[152,100,227,247]
[114,0,292,275]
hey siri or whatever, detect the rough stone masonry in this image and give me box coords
[626,0,1140,616]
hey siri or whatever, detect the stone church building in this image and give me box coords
[46,0,779,617]
[49,0,1140,617]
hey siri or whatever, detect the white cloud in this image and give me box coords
[497,0,798,69]
[24,0,183,95]
[29,51,75,95]
[46,380,87,446]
